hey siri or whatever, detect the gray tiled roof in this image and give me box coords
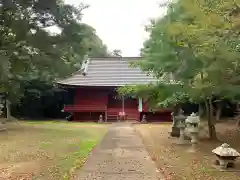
[57,57,157,86]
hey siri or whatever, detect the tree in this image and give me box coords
[167,0,240,138]
[118,0,240,139]
[80,24,108,57]
[0,0,108,119]
[112,49,122,57]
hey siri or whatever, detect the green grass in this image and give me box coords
[0,121,108,180]
[22,120,100,125]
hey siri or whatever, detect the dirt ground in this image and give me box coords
[135,121,240,180]
[0,121,108,180]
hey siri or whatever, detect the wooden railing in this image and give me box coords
[106,108,140,121]
[64,104,106,112]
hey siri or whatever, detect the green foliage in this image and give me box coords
[119,0,240,108]
[166,0,240,98]
[0,0,108,101]
[111,49,122,57]
[119,0,240,138]
[118,83,188,108]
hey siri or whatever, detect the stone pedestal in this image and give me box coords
[176,124,187,145]
[170,126,180,137]
[188,133,198,152]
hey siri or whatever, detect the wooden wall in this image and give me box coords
[74,88,108,107]
[67,87,172,121]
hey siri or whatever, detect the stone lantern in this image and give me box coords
[141,114,147,123]
[98,114,103,123]
[185,113,200,152]
[175,113,187,145]
[170,112,180,137]
[212,143,240,171]
[170,109,187,137]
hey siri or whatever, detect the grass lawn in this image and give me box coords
[0,120,108,180]
[135,121,240,180]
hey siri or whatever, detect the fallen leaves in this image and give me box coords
[0,122,108,180]
[135,121,240,180]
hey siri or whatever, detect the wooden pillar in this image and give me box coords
[138,97,143,112]
[122,96,125,120]
[122,96,125,112]
[105,105,108,122]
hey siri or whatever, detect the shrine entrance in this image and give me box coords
[107,92,138,110]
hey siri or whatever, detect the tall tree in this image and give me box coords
[80,24,108,57]
[118,0,240,139]
[112,49,122,57]
[0,0,108,119]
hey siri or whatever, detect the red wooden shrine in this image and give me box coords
[58,57,171,122]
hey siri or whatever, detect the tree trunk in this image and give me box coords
[237,118,240,127]
[205,98,217,139]
[236,102,240,127]
[198,103,204,119]
[6,100,11,121]
[216,104,222,121]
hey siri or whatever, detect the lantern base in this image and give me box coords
[170,127,180,137]
[212,164,240,172]
[212,158,240,171]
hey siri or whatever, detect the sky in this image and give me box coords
[64,0,166,56]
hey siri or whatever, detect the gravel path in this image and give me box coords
[74,123,164,180]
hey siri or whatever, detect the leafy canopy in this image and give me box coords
[118,0,240,107]
[0,0,108,101]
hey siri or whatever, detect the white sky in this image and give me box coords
[64,0,166,56]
